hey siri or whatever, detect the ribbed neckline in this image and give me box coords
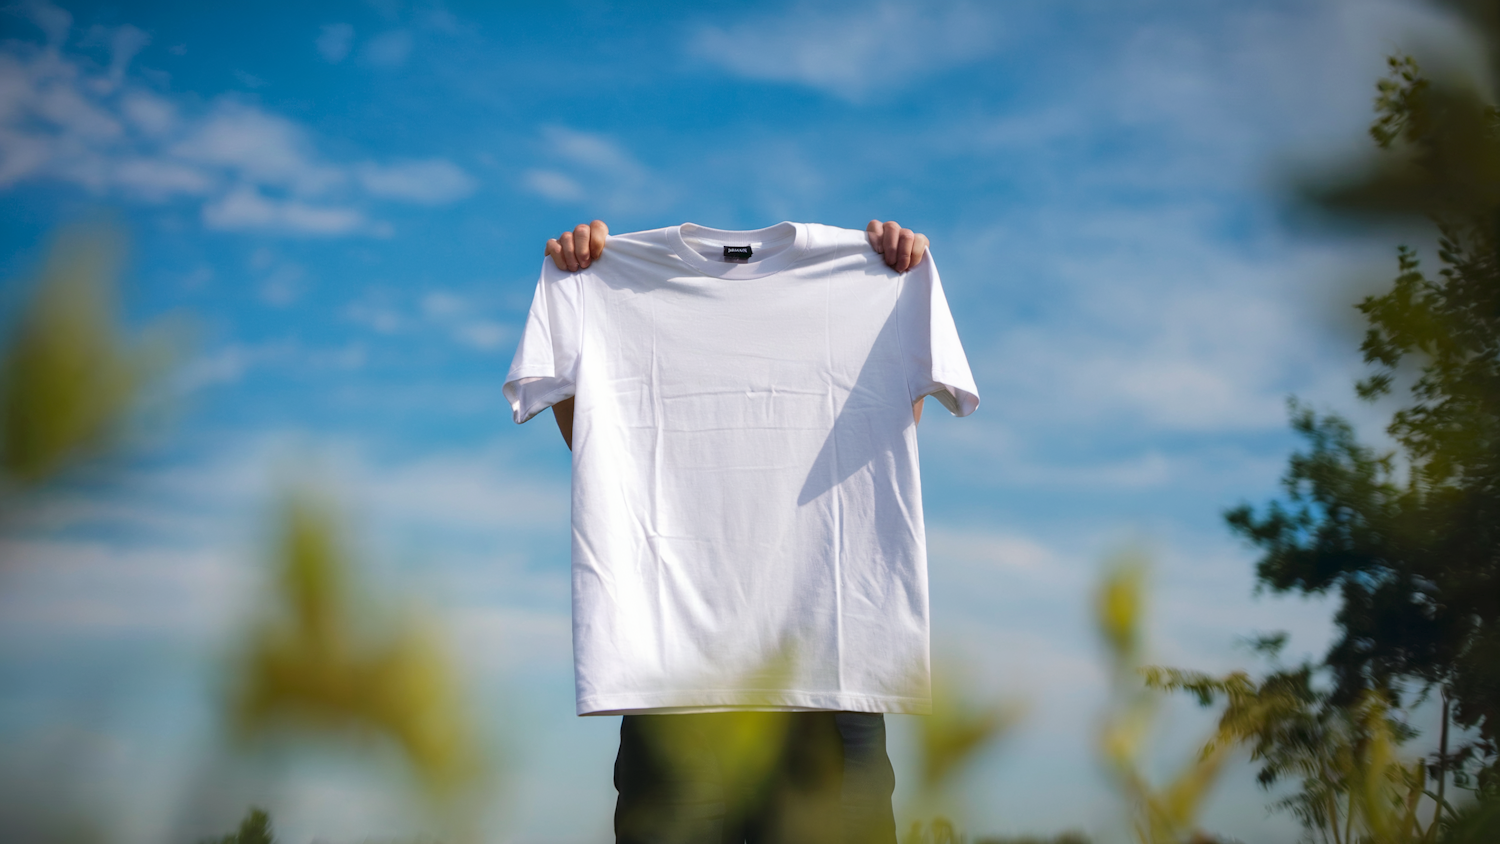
[667,221,807,279]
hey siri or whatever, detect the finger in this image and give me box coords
[882,221,902,267]
[589,219,609,262]
[911,233,929,268]
[867,220,886,253]
[546,239,568,271]
[895,228,916,273]
[558,231,580,271]
[572,223,593,268]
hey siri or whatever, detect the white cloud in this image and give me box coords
[521,168,582,202]
[524,127,672,212]
[450,606,571,675]
[0,539,251,638]
[344,288,514,353]
[687,0,1002,101]
[202,185,367,236]
[349,444,569,534]
[317,22,355,64]
[0,126,51,185]
[171,101,343,195]
[175,340,296,390]
[230,69,265,89]
[929,526,1082,588]
[345,295,407,333]
[257,261,307,304]
[35,75,122,139]
[420,290,467,318]
[174,338,369,391]
[119,90,177,135]
[103,24,149,91]
[356,158,476,204]
[14,0,71,48]
[542,125,648,178]
[362,29,412,67]
[0,22,478,236]
[110,156,213,199]
[181,263,213,289]
[453,320,509,350]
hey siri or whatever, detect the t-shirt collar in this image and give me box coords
[668,221,807,279]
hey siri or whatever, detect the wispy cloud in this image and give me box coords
[0,5,478,236]
[522,125,672,213]
[356,158,476,204]
[202,186,369,237]
[520,168,582,202]
[171,101,344,194]
[175,337,366,391]
[362,29,412,68]
[342,287,513,352]
[687,0,1003,101]
[317,22,355,63]
[12,0,71,47]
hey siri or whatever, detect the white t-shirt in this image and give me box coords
[505,221,978,716]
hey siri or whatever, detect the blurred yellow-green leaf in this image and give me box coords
[230,490,485,801]
[919,670,1020,793]
[1094,555,1145,665]
[1092,557,1235,844]
[0,226,173,487]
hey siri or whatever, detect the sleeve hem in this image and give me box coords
[504,370,575,424]
[921,378,980,417]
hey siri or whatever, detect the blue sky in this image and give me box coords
[0,1,1480,842]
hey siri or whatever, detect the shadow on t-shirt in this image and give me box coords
[796,305,911,508]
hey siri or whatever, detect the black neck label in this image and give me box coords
[723,245,753,263]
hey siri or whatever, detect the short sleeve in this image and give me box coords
[504,263,583,424]
[897,252,979,417]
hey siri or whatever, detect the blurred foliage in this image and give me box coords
[1093,554,1235,844]
[1228,0,1500,816]
[900,656,1018,844]
[973,833,1092,844]
[917,671,1020,795]
[905,816,966,844]
[199,807,275,844]
[0,225,173,490]
[1144,651,1434,844]
[634,651,799,827]
[629,709,804,842]
[908,820,1099,844]
[229,491,486,808]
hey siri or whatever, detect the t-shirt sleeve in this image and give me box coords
[504,262,583,424]
[897,251,980,417]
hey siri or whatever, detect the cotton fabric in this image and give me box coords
[505,222,978,715]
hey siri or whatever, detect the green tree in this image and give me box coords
[1145,644,1431,844]
[1225,0,1500,808]
[200,807,275,844]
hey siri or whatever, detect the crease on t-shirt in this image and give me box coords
[648,280,670,675]
[820,234,848,696]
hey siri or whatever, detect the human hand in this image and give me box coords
[543,219,929,272]
[866,220,930,273]
[545,220,609,271]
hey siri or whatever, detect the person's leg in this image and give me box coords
[614,711,896,844]
[615,714,726,844]
[835,713,898,844]
[743,712,845,844]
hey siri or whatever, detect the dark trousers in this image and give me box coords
[614,711,898,844]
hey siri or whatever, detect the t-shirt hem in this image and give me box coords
[576,690,932,716]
